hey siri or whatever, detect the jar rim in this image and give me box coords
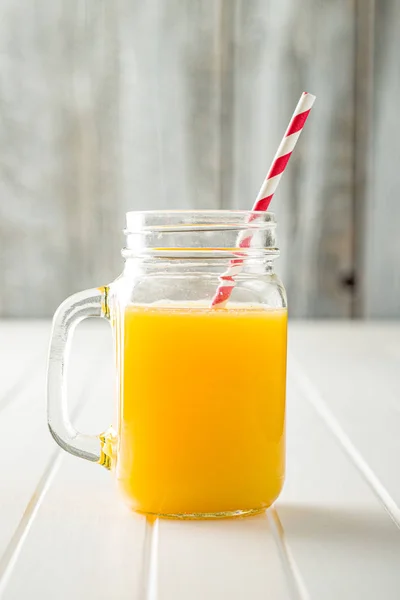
[125,210,276,233]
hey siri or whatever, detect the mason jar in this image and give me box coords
[48,210,287,519]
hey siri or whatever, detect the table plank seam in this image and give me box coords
[140,518,159,600]
[267,509,311,600]
[0,357,108,597]
[0,449,62,598]
[289,354,400,530]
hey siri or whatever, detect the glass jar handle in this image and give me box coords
[47,287,115,468]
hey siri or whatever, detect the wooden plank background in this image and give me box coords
[0,0,397,318]
[364,0,400,318]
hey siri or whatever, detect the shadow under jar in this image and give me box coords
[48,210,287,519]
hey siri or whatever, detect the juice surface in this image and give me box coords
[117,303,287,516]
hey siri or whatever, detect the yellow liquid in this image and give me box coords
[117,304,287,517]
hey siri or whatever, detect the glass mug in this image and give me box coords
[48,211,287,519]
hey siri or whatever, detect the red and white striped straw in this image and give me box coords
[211,91,316,307]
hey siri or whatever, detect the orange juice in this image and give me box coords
[117,304,287,517]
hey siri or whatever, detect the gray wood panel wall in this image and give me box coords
[364,0,400,318]
[0,0,397,318]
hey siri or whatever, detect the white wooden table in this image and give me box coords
[0,321,399,599]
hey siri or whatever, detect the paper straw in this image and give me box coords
[211,91,316,307]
